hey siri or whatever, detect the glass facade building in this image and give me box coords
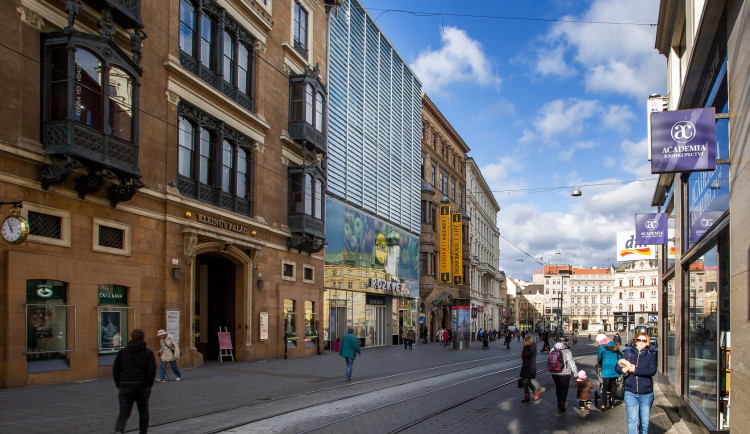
[324,0,422,349]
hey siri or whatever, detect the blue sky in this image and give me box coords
[358,0,666,281]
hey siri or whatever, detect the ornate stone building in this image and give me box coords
[1,0,337,387]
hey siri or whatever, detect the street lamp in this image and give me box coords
[558,269,571,336]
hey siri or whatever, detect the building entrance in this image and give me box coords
[365,305,386,347]
[194,254,236,361]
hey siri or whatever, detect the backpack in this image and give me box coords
[547,348,565,372]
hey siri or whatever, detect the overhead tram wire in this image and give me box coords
[491,177,657,194]
[498,233,545,267]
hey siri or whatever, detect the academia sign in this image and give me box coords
[651,108,716,174]
[635,213,668,245]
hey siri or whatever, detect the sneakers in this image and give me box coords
[155,379,166,383]
[533,391,541,401]
[175,377,181,382]
[521,395,531,403]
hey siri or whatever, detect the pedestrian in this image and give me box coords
[443,328,450,347]
[616,332,657,434]
[339,327,361,381]
[447,327,452,345]
[504,331,512,350]
[595,329,607,344]
[482,330,489,349]
[437,327,444,344]
[155,329,181,382]
[112,328,156,434]
[402,327,409,349]
[477,328,483,343]
[541,331,550,353]
[520,336,542,402]
[549,337,578,412]
[575,370,593,412]
[597,337,622,411]
[421,326,428,344]
[407,327,416,349]
[613,332,622,345]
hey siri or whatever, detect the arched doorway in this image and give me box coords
[194,253,236,361]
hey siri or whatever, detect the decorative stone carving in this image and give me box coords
[184,233,198,265]
[130,28,147,66]
[281,155,290,166]
[166,90,180,106]
[65,0,82,29]
[97,8,115,39]
[17,5,43,29]
[282,63,292,76]
[254,142,265,152]
[254,40,267,53]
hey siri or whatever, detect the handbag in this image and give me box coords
[612,373,627,400]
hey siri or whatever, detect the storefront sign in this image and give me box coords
[451,212,463,285]
[166,309,180,345]
[98,284,127,305]
[635,213,668,244]
[260,312,268,341]
[366,294,386,305]
[368,278,406,294]
[650,107,716,174]
[689,210,725,244]
[438,204,451,283]
[26,279,66,302]
[196,214,248,234]
[616,231,655,261]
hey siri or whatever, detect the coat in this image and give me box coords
[338,333,361,360]
[575,378,593,400]
[113,340,156,390]
[550,341,578,377]
[159,333,180,362]
[597,342,622,378]
[407,329,416,341]
[615,346,657,394]
[520,342,537,378]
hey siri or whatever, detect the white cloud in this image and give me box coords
[601,104,635,133]
[534,45,576,78]
[410,26,501,96]
[534,98,599,141]
[474,99,517,122]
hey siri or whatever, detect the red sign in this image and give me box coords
[477,306,484,313]
[218,332,233,349]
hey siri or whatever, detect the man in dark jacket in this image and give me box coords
[113,328,156,434]
[520,336,541,401]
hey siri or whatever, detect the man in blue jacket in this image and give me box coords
[339,328,361,381]
[113,328,156,434]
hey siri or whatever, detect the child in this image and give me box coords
[574,370,593,412]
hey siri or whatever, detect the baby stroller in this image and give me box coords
[593,364,604,407]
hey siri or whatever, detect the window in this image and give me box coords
[289,170,324,219]
[430,166,436,186]
[284,299,296,348]
[93,218,131,256]
[178,0,255,111]
[290,81,325,133]
[177,103,253,214]
[26,280,74,368]
[282,261,296,281]
[303,265,314,283]
[293,1,308,57]
[304,301,317,347]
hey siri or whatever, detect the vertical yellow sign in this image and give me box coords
[451,212,463,285]
[439,204,451,283]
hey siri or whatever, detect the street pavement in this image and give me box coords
[0,335,705,433]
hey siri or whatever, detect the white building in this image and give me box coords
[466,157,502,333]
[612,260,659,336]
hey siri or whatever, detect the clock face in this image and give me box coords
[2,216,29,244]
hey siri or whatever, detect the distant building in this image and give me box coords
[612,260,658,334]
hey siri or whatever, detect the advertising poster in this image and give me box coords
[100,311,122,350]
[439,204,451,283]
[451,212,463,285]
[616,231,656,261]
[453,305,471,342]
[260,312,268,341]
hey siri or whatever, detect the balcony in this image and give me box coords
[288,120,326,154]
[287,213,325,253]
[83,0,143,29]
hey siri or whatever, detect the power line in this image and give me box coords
[498,232,545,267]
[491,177,657,194]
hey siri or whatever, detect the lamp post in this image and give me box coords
[558,269,571,337]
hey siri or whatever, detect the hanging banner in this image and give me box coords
[451,212,463,285]
[616,231,655,261]
[635,213,668,244]
[650,107,716,174]
[439,204,451,283]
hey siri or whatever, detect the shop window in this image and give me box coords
[97,285,134,365]
[284,299,296,348]
[304,301,317,347]
[26,280,75,372]
[21,204,71,247]
[93,218,131,256]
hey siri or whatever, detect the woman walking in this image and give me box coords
[549,337,577,411]
[520,336,541,402]
[616,332,657,434]
[597,337,622,411]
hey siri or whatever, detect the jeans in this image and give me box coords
[114,387,151,433]
[345,358,354,379]
[623,390,654,434]
[552,374,571,403]
[159,360,181,380]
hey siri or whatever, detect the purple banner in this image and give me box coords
[635,213,668,245]
[689,210,725,244]
[651,108,716,174]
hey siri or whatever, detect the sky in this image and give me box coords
[358,0,666,282]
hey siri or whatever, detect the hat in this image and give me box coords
[577,370,587,380]
[600,337,612,345]
[157,329,167,336]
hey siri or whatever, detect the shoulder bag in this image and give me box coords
[612,373,627,400]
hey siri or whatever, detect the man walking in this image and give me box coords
[113,329,156,434]
[339,328,361,381]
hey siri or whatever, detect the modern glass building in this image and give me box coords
[323,0,422,350]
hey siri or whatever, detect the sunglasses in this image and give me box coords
[636,339,648,343]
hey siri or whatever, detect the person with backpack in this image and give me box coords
[548,337,578,412]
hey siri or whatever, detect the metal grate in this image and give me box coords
[98,225,124,249]
[304,267,313,281]
[283,263,295,278]
[28,211,62,239]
